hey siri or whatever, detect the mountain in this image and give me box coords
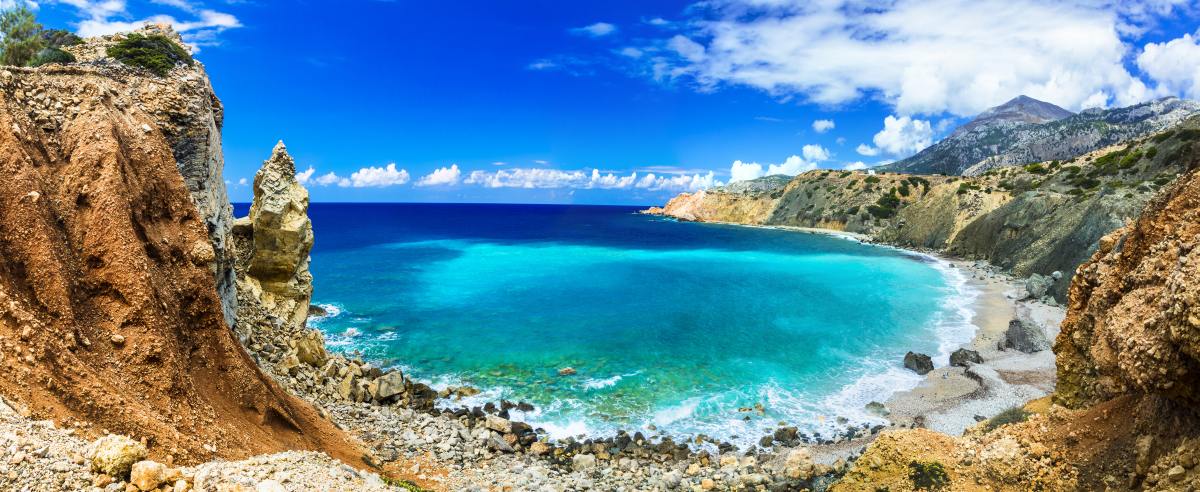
[880,96,1200,175]
[951,95,1074,136]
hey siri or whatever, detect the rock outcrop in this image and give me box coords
[235,142,314,329]
[1056,153,1200,409]
[0,26,363,466]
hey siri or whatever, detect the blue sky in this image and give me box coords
[29,0,1200,205]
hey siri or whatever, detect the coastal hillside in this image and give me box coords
[0,25,364,468]
[651,115,1200,300]
[879,96,1200,176]
[832,152,1200,491]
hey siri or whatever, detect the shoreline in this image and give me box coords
[644,220,1066,462]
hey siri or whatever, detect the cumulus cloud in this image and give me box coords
[1137,33,1200,99]
[313,172,342,186]
[872,115,934,156]
[341,163,411,188]
[856,144,880,156]
[811,119,835,133]
[634,0,1186,116]
[416,164,462,187]
[572,22,617,37]
[843,161,869,171]
[729,151,827,182]
[236,177,248,186]
[58,0,242,49]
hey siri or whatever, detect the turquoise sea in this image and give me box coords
[245,203,978,446]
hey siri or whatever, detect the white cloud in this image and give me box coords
[340,163,411,188]
[811,119,835,133]
[296,167,315,184]
[801,144,831,161]
[856,144,880,156]
[843,161,869,171]
[637,0,1180,116]
[572,22,617,37]
[237,177,248,186]
[461,168,718,192]
[619,47,644,58]
[313,172,342,186]
[1137,33,1200,99]
[872,115,934,156]
[416,164,462,187]
[729,153,822,182]
[729,160,764,182]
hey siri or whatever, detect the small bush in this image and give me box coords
[956,182,980,195]
[1178,128,1200,141]
[845,205,860,215]
[984,406,1031,432]
[1153,130,1176,143]
[867,204,895,219]
[107,33,192,76]
[865,176,881,184]
[41,28,81,48]
[1146,147,1158,160]
[1024,163,1048,174]
[28,46,73,67]
[908,461,950,490]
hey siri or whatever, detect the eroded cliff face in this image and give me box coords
[63,26,238,326]
[1055,158,1200,409]
[0,28,361,467]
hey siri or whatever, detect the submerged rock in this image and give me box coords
[903,352,934,375]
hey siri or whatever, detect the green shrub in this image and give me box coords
[106,33,192,76]
[908,461,950,490]
[1153,130,1176,143]
[839,171,852,178]
[956,182,980,195]
[1118,150,1143,169]
[898,182,911,196]
[1146,147,1158,160]
[865,176,881,184]
[845,205,860,215]
[984,406,1031,432]
[867,204,895,219]
[876,193,900,209]
[1178,128,1200,141]
[1024,163,1048,174]
[28,46,73,67]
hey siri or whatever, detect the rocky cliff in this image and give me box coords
[62,25,238,327]
[0,26,362,467]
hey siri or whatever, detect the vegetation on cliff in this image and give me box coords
[106,33,194,76]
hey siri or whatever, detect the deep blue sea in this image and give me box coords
[235,203,977,445]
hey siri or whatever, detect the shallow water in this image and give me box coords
[240,203,976,446]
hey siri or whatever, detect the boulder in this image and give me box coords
[484,414,513,434]
[572,453,597,471]
[1003,318,1050,353]
[529,441,552,456]
[950,348,983,367]
[1024,273,1055,299]
[374,371,406,400]
[129,460,167,491]
[294,331,327,367]
[903,351,934,375]
[244,142,315,328]
[87,435,147,479]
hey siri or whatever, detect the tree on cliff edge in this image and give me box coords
[0,4,44,66]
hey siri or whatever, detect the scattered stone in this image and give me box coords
[572,453,596,471]
[865,401,890,417]
[129,460,167,491]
